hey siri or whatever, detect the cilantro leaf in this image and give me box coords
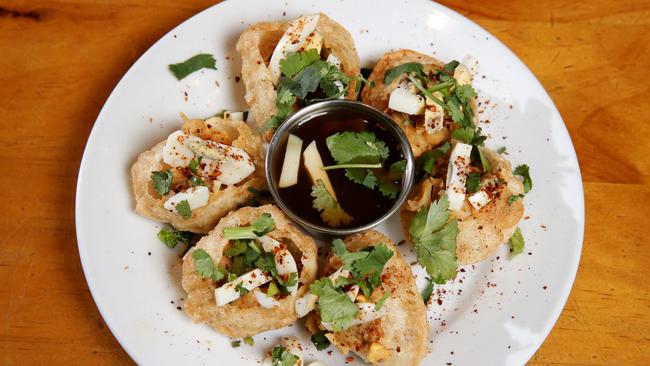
[447,96,467,125]
[455,84,477,104]
[421,277,434,304]
[176,200,192,219]
[192,249,225,282]
[441,60,460,76]
[466,172,481,193]
[352,244,393,277]
[271,346,299,366]
[277,272,298,288]
[383,62,425,84]
[188,175,206,187]
[169,53,216,80]
[332,239,370,271]
[225,240,249,257]
[157,226,192,248]
[378,179,400,199]
[151,170,173,196]
[188,156,202,174]
[497,146,507,154]
[254,252,278,277]
[416,142,450,178]
[222,213,276,239]
[289,61,328,98]
[388,159,407,176]
[326,131,401,197]
[235,281,249,296]
[509,227,525,258]
[243,336,254,346]
[311,180,353,227]
[310,278,359,331]
[231,255,246,275]
[474,147,492,173]
[267,281,279,297]
[451,127,474,144]
[311,330,331,351]
[408,196,459,283]
[452,127,486,147]
[280,49,320,78]
[326,131,389,165]
[252,213,275,235]
[361,170,378,189]
[319,66,350,99]
[264,52,349,131]
[415,244,457,284]
[508,194,524,205]
[345,168,375,188]
[332,240,392,296]
[513,164,533,193]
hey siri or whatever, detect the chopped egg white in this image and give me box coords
[298,31,323,54]
[388,87,425,115]
[162,130,256,186]
[424,95,444,134]
[187,137,255,185]
[268,14,321,85]
[253,288,281,309]
[294,268,351,317]
[461,55,479,76]
[163,186,209,214]
[162,130,195,167]
[224,111,244,121]
[321,302,387,331]
[295,293,319,317]
[445,142,472,211]
[258,235,299,296]
[345,285,360,302]
[214,269,272,306]
[468,175,498,211]
[453,63,473,86]
[468,190,492,211]
[325,53,341,68]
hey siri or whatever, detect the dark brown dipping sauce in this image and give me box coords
[272,110,405,229]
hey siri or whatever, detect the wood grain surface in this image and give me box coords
[0,0,648,365]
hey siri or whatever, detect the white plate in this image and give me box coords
[75,0,584,365]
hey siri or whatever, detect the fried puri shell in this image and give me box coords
[236,13,360,133]
[308,230,428,366]
[361,49,479,158]
[401,148,525,265]
[130,118,266,234]
[182,205,318,338]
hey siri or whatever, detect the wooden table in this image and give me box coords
[1,0,648,364]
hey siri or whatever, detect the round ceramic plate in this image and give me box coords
[75,0,584,365]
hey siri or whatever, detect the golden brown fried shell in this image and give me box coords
[401,148,525,264]
[130,118,265,234]
[361,49,479,158]
[361,49,443,111]
[307,230,428,366]
[182,205,318,338]
[236,13,360,134]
